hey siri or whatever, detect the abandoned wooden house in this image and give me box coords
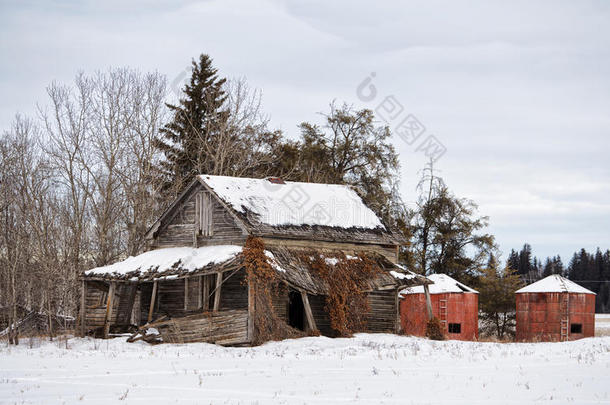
[80,175,429,345]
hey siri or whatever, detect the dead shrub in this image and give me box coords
[425,317,445,341]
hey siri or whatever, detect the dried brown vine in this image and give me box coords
[243,237,303,345]
[304,251,381,337]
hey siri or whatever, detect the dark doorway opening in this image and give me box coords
[570,323,582,334]
[288,291,305,331]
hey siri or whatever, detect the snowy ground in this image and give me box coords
[1,334,609,405]
[596,314,610,336]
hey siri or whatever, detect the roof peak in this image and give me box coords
[199,174,348,188]
[516,274,595,294]
[198,174,387,232]
[400,273,478,295]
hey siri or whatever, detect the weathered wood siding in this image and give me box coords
[115,284,137,325]
[154,309,249,345]
[219,269,248,310]
[262,237,398,263]
[366,290,397,333]
[84,282,111,329]
[137,270,248,323]
[153,184,247,249]
[84,282,135,330]
[308,294,333,336]
[271,284,289,323]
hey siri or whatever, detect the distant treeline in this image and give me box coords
[507,244,610,312]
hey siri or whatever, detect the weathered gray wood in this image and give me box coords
[213,272,223,311]
[132,290,141,326]
[80,280,86,337]
[301,291,317,331]
[103,282,116,339]
[197,275,203,309]
[366,290,397,333]
[119,284,138,325]
[262,238,399,262]
[247,281,254,341]
[152,309,249,345]
[194,193,201,247]
[148,281,158,323]
[423,284,433,320]
[184,278,189,311]
[203,275,210,310]
[395,287,400,333]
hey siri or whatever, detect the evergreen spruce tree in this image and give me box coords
[507,249,520,273]
[155,54,228,197]
[477,257,524,339]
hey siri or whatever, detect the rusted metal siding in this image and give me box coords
[515,292,595,342]
[399,292,479,341]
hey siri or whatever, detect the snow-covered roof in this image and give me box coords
[200,175,385,230]
[399,273,478,296]
[85,245,242,280]
[516,275,595,294]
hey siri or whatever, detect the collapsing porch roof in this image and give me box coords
[83,245,430,294]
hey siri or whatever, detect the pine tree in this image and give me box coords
[409,162,495,282]
[155,54,229,196]
[542,255,564,277]
[507,249,520,272]
[477,258,524,339]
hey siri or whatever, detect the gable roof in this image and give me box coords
[516,274,595,294]
[198,175,403,245]
[201,175,383,229]
[400,273,478,296]
[145,175,404,246]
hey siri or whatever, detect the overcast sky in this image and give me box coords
[1,0,609,263]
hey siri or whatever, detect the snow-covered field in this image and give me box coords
[1,334,609,405]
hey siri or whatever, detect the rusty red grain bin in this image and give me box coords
[516,292,595,342]
[399,274,479,341]
[515,275,595,342]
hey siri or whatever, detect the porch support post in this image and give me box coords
[80,279,86,337]
[147,280,158,323]
[301,291,317,332]
[423,284,434,320]
[213,272,223,311]
[103,281,116,339]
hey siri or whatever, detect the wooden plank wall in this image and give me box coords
[84,282,119,329]
[137,270,249,323]
[157,280,185,315]
[219,270,248,311]
[366,290,397,333]
[154,309,249,345]
[262,238,398,262]
[84,282,139,332]
[308,294,333,336]
[271,284,289,323]
[153,185,246,249]
[115,284,137,325]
